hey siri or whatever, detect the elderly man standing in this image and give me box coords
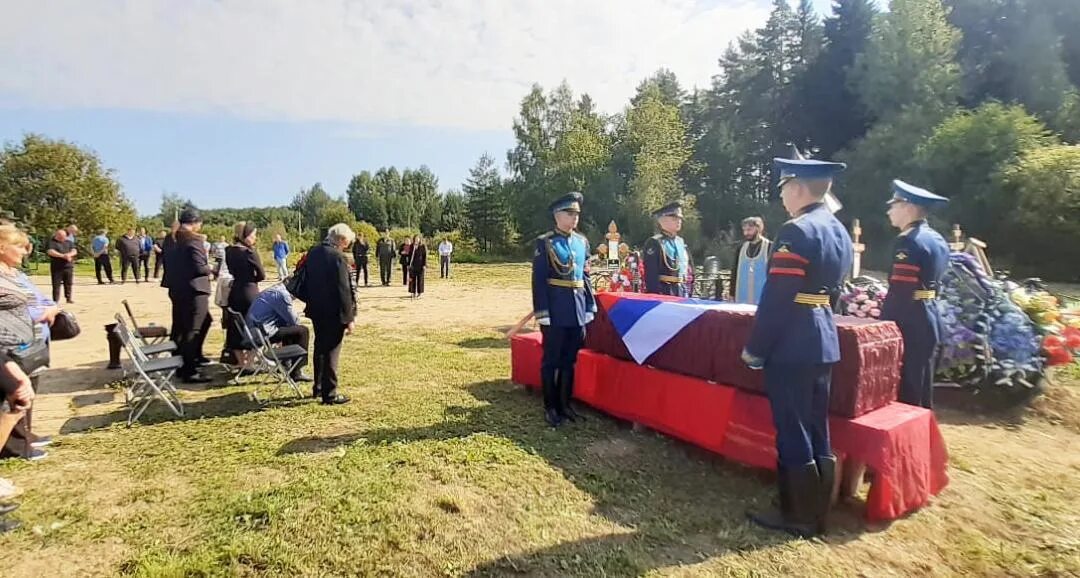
[46,228,77,303]
[303,224,356,405]
[91,228,115,285]
[117,228,142,284]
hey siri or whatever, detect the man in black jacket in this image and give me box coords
[165,209,213,383]
[375,230,395,286]
[116,228,142,284]
[304,223,356,405]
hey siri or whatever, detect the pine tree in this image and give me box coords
[464,154,516,252]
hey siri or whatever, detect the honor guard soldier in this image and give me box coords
[643,201,689,297]
[881,180,950,409]
[532,192,597,428]
[741,157,852,538]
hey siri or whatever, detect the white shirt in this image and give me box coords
[438,241,453,256]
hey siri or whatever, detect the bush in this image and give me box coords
[1002,145,1080,280]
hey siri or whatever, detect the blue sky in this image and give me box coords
[0,0,837,215]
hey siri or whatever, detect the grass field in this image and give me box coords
[1,264,1078,577]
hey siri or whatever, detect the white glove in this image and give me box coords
[583,312,595,324]
[537,316,551,326]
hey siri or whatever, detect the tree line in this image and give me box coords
[2,0,1078,278]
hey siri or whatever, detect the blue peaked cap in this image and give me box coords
[549,191,584,214]
[774,157,847,185]
[651,200,684,219]
[888,179,949,209]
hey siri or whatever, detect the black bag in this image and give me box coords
[50,310,81,341]
[8,339,49,374]
[284,260,308,301]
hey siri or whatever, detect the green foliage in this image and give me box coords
[0,133,137,247]
[290,183,335,230]
[916,103,1057,243]
[315,200,358,240]
[1001,145,1080,279]
[464,154,516,252]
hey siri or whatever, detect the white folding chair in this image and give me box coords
[113,314,185,425]
[225,309,305,402]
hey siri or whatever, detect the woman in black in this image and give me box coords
[224,222,265,354]
[398,237,412,286]
[408,235,427,299]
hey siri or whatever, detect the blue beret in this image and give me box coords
[651,201,684,219]
[774,158,847,186]
[549,191,584,214]
[888,179,949,208]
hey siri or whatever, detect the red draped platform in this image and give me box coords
[511,332,948,522]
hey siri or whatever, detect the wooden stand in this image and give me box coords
[851,219,866,278]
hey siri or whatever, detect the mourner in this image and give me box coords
[741,157,852,538]
[730,216,772,305]
[166,209,214,383]
[642,201,689,297]
[304,223,356,405]
[881,180,950,409]
[376,230,396,287]
[532,191,596,428]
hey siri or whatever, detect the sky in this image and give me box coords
[0,0,837,215]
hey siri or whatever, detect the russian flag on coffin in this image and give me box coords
[603,294,757,364]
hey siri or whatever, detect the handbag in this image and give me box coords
[50,310,81,341]
[8,339,49,374]
[284,260,308,301]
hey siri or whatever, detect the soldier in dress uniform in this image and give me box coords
[881,180,950,409]
[741,157,852,538]
[643,201,689,297]
[532,192,597,428]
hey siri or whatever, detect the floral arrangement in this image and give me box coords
[840,282,887,319]
[1010,289,1080,366]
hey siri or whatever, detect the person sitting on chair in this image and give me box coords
[246,284,312,382]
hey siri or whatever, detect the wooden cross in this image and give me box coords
[851,219,866,278]
[949,223,965,252]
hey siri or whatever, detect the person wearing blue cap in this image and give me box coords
[881,180,950,409]
[532,191,597,428]
[643,201,690,297]
[741,156,853,538]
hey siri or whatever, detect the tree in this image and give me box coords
[464,154,515,252]
[852,0,962,122]
[440,190,468,232]
[0,133,137,245]
[800,0,878,157]
[315,200,358,239]
[158,193,194,227]
[915,103,1057,246]
[1002,145,1080,279]
[346,171,387,228]
[290,183,334,229]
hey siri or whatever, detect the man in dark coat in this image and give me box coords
[303,223,356,405]
[165,209,213,383]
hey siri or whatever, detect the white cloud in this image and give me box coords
[0,0,769,130]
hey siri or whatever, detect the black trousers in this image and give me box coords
[95,255,114,283]
[171,292,212,377]
[225,297,253,352]
[270,324,310,371]
[120,255,140,283]
[379,257,393,285]
[401,261,409,285]
[312,318,346,400]
[153,254,163,278]
[440,255,450,278]
[354,257,369,286]
[50,264,73,302]
[139,254,150,280]
[540,325,586,413]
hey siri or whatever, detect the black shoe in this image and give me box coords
[66,299,74,304]
[107,363,122,370]
[180,373,213,384]
[321,394,350,405]
[560,406,586,423]
[197,356,212,366]
[544,409,562,428]
[0,518,20,534]
[291,372,313,383]
[815,456,837,535]
[0,503,18,516]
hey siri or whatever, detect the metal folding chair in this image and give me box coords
[113,314,184,425]
[225,309,305,401]
[122,299,170,346]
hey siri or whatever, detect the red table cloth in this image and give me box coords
[511,332,948,522]
[585,292,905,418]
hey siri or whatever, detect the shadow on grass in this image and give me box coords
[278,379,866,575]
[456,337,510,350]
[59,390,306,433]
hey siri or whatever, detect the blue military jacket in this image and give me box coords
[643,233,688,293]
[532,229,597,327]
[745,203,853,365]
[880,221,949,342]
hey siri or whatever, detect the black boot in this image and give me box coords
[558,371,585,423]
[542,375,562,428]
[749,461,821,538]
[815,455,837,535]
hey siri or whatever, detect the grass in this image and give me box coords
[2,266,1079,576]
